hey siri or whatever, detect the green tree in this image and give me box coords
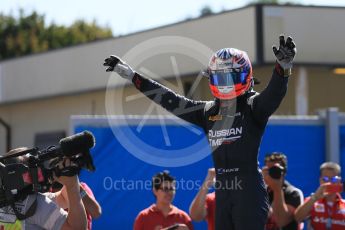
[200,6,214,17]
[251,0,280,3]
[0,9,113,60]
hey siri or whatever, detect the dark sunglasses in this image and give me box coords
[322,176,341,183]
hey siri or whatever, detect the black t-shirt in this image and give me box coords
[266,180,304,230]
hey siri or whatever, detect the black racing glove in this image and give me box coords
[103,55,135,80]
[272,35,297,76]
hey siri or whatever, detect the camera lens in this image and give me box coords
[268,165,284,179]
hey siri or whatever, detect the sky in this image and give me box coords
[1,0,345,36]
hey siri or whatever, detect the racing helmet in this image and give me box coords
[207,48,253,100]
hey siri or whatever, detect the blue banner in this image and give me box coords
[76,122,327,229]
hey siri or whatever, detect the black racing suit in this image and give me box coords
[131,65,288,230]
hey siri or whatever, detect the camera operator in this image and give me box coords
[262,152,304,230]
[295,162,345,230]
[0,147,87,230]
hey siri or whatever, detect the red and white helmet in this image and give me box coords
[207,48,253,100]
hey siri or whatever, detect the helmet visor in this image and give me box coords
[209,71,249,86]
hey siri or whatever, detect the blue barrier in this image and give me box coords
[259,124,325,196]
[76,125,212,230]
[73,117,339,230]
[340,125,345,179]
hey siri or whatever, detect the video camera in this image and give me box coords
[0,131,96,212]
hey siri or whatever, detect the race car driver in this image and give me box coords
[103,35,296,230]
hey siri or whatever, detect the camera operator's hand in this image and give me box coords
[272,35,296,72]
[52,157,80,178]
[103,55,135,80]
[262,165,283,192]
[54,158,79,187]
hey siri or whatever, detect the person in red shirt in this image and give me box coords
[45,182,102,230]
[295,162,345,230]
[189,168,215,230]
[49,180,102,230]
[134,171,193,230]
